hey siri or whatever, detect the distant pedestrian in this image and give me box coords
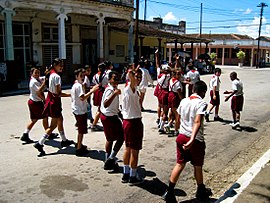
[224,71,244,129]
[83,65,94,126]
[162,81,212,203]
[121,69,144,185]
[185,63,200,97]
[100,71,124,171]
[205,68,223,122]
[71,68,99,156]
[33,58,74,156]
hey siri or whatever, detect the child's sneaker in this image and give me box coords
[34,142,45,156]
[196,184,212,201]
[121,173,130,183]
[164,125,171,133]
[162,190,177,203]
[205,113,210,122]
[91,125,104,132]
[76,148,89,156]
[104,158,116,170]
[128,174,144,186]
[21,133,34,143]
[48,133,59,140]
[214,116,223,122]
[158,128,166,134]
[61,139,75,148]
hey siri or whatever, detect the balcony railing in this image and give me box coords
[88,0,134,8]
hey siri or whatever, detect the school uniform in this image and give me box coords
[121,84,143,150]
[186,70,200,96]
[157,73,170,106]
[43,70,62,118]
[138,67,153,93]
[176,94,208,166]
[231,79,244,111]
[28,76,46,120]
[168,77,182,108]
[71,80,88,134]
[209,75,221,106]
[100,84,124,142]
[92,71,108,106]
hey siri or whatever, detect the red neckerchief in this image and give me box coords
[189,94,200,100]
[191,70,196,73]
[50,69,57,75]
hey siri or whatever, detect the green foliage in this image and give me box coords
[236,50,246,60]
[209,52,217,60]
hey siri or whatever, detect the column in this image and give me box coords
[168,47,172,63]
[222,47,225,65]
[195,47,198,59]
[128,21,134,63]
[1,8,15,60]
[251,48,254,67]
[139,37,144,58]
[190,42,194,60]
[97,15,105,62]
[104,24,109,60]
[56,13,68,59]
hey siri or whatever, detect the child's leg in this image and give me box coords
[77,133,83,149]
[25,119,38,133]
[105,141,113,160]
[170,163,186,184]
[110,139,124,159]
[38,117,58,145]
[92,110,101,126]
[214,105,220,117]
[123,147,131,175]
[235,110,241,122]
[194,165,203,185]
[42,117,49,130]
[232,110,237,122]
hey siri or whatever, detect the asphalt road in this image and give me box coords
[0,66,270,203]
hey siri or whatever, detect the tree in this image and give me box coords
[237,50,246,63]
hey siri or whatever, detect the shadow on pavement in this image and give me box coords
[179,197,217,203]
[215,182,240,203]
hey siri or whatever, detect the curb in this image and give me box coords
[215,148,270,203]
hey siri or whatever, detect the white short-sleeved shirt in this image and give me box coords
[121,84,141,119]
[48,72,61,94]
[139,67,153,89]
[177,94,208,142]
[157,73,170,88]
[232,79,244,96]
[71,81,88,115]
[100,84,120,116]
[169,78,182,93]
[186,70,200,84]
[29,77,42,101]
[209,75,220,91]
[83,76,91,88]
[92,72,108,88]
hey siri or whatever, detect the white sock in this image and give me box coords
[39,134,49,145]
[109,150,117,159]
[105,153,109,161]
[59,131,67,141]
[159,120,165,129]
[130,168,137,177]
[24,129,30,134]
[123,165,130,174]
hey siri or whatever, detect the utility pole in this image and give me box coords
[256,2,268,68]
[144,0,147,24]
[199,3,203,54]
[135,0,139,64]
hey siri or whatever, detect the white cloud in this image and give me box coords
[244,8,252,14]
[236,17,270,38]
[163,12,177,22]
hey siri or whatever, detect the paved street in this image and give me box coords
[0,66,270,203]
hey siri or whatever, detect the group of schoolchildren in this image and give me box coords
[21,53,244,202]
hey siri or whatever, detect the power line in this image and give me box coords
[186,23,270,30]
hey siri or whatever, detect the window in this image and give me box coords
[224,48,230,58]
[116,45,125,57]
[217,48,222,58]
[42,24,71,42]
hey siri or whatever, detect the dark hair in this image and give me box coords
[214,68,221,73]
[98,62,106,83]
[104,61,112,68]
[74,68,85,77]
[84,64,91,69]
[108,71,119,80]
[139,60,145,68]
[230,71,237,78]
[52,58,62,67]
[193,80,207,94]
[30,67,39,75]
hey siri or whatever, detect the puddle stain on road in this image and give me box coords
[40,175,88,198]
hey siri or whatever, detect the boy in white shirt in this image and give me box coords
[205,68,223,122]
[162,81,212,202]
[121,69,144,185]
[71,68,99,156]
[100,71,124,171]
[224,71,244,128]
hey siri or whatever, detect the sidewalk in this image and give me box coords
[216,149,270,203]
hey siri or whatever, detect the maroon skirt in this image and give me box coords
[154,84,160,97]
[42,91,62,118]
[210,90,220,106]
[168,91,181,108]
[28,99,46,120]
[93,87,104,107]
[157,88,169,106]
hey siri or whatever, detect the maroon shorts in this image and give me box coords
[231,95,244,112]
[100,113,124,142]
[123,118,144,150]
[43,91,62,118]
[93,88,104,106]
[176,134,205,166]
[210,90,220,106]
[28,99,46,120]
[154,84,160,97]
[157,88,169,106]
[168,91,180,108]
[74,113,88,134]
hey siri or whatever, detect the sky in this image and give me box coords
[138,0,270,38]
